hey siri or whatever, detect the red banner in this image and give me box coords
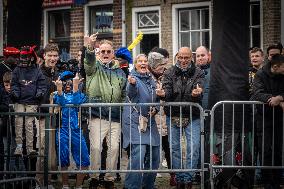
[43,0,73,8]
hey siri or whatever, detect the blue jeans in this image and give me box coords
[124,144,160,189]
[167,118,201,183]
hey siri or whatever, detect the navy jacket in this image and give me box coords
[11,65,47,104]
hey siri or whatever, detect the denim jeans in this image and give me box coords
[124,144,160,189]
[167,118,201,183]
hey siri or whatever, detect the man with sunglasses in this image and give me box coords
[84,33,127,189]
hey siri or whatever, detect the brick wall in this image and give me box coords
[70,6,84,58]
[113,0,123,50]
[262,0,281,53]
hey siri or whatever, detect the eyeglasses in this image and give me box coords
[177,56,190,61]
[100,50,112,54]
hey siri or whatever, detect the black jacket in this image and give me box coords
[40,64,59,112]
[250,62,284,118]
[0,87,12,113]
[11,65,47,104]
[162,62,205,118]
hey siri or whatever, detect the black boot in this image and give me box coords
[176,182,185,189]
[89,178,100,189]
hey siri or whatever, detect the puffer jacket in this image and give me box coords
[11,65,47,104]
[162,62,205,119]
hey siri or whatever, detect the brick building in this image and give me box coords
[41,0,284,60]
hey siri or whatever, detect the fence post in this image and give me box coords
[44,115,50,187]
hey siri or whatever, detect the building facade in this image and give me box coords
[40,0,284,61]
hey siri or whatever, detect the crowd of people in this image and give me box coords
[0,33,284,189]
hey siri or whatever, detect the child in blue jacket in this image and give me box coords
[53,71,89,189]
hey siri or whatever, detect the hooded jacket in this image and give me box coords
[84,50,127,121]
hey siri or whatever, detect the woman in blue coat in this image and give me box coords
[122,54,160,189]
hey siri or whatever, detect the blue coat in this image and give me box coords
[122,70,160,149]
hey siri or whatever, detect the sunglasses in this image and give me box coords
[100,50,112,54]
[177,56,190,61]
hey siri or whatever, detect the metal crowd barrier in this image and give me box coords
[0,111,52,188]
[0,102,206,188]
[209,101,284,188]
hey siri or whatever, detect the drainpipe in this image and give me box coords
[122,0,126,46]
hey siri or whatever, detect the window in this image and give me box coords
[48,9,70,61]
[249,1,261,48]
[138,11,159,29]
[132,7,160,59]
[89,5,113,39]
[178,7,210,52]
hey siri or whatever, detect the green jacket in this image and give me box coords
[84,49,127,121]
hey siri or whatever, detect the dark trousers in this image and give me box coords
[161,135,173,175]
[0,118,4,179]
[213,132,254,188]
[257,115,284,187]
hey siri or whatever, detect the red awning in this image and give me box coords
[43,0,73,8]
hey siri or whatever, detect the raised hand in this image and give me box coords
[156,82,165,97]
[84,32,98,50]
[192,83,203,97]
[73,73,84,92]
[128,75,136,85]
[53,77,63,95]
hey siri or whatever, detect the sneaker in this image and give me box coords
[14,146,23,156]
[162,159,168,168]
[156,173,162,177]
[62,185,70,189]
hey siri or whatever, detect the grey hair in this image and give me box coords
[148,52,166,69]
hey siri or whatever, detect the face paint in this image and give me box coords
[63,79,73,92]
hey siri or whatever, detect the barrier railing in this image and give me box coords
[0,102,206,188]
[209,101,284,188]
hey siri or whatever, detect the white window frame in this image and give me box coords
[249,0,263,49]
[132,6,161,59]
[43,6,71,47]
[84,0,113,36]
[172,1,212,60]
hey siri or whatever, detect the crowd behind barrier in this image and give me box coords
[0,101,283,188]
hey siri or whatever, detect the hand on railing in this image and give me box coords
[267,95,283,107]
[279,101,284,111]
